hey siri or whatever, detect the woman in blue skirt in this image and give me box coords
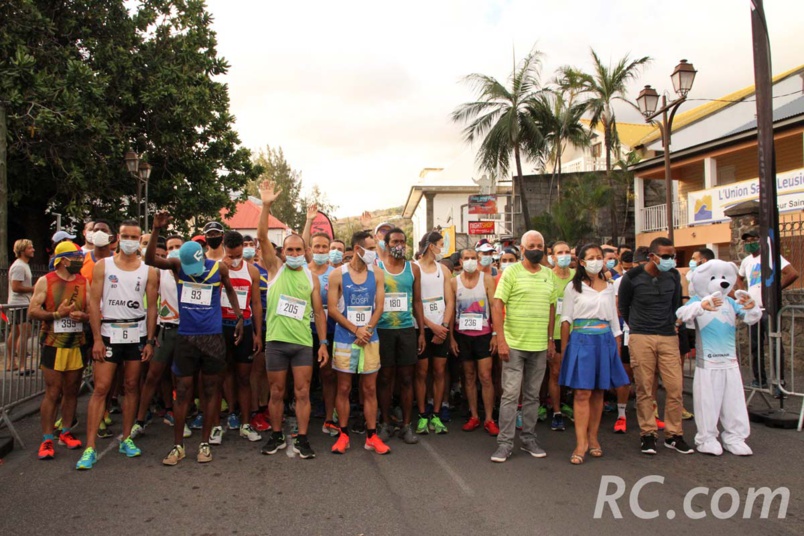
[559,243,630,464]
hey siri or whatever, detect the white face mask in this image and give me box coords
[584,259,604,275]
[85,230,95,245]
[500,262,514,272]
[93,230,110,247]
[119,239,139,255]
[229,257,243,268]
[359,247,377,266]
[462,259,478,273]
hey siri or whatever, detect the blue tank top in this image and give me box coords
[377,261,414,330]
[255,263,268,311]
[310,265,336,334]
[177,259,222,336]
[334,265,380,345]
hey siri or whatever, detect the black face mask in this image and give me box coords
[523,248,544,265]
[66,261,82,275]
[206,236,223,249]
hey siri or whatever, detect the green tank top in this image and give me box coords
[266,266,314,346]
[377,261,414,330]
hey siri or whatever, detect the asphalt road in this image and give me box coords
[1,392,802,536]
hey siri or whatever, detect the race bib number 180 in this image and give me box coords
[384,292,408,313]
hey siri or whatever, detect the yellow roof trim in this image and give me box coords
[580,119,656,148]
[636,63,804,146]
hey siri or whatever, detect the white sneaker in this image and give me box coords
[209,425,224,445]
[240,424,262,442]
[130,423,145,439]
[183,424,192,438]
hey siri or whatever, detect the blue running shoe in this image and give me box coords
[75,447,97,470]
[227,413,240,431]
[439,405,451,423]
[189,413,204,430]
[119,437,141,457]
[163,411,176,426]
[550,413,566,431]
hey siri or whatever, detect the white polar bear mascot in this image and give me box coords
[676,259,762,456]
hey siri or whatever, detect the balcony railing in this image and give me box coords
[639,202,688,233]
[561,157,607,173]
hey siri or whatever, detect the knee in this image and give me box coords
[415,365,428,381]
[44,385,61,403]
[92,382,111,399]
[362,383,377,400]
[175,382,191,403]
[270,384,285,401]
[237,372,251,389]
[123,378,140,395]
[398,373,413,389]
[574,391,591,403]
[478,372,492,386]
[294,384,310,402]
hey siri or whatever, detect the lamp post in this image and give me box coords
[124,151,153,232]
[637,59,697,243]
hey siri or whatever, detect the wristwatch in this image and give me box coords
[237,314,244,322]
[146,339,157,346]
[320,339,329,346]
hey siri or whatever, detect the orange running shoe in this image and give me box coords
[614,417,626,434]
[364,434,390,455]
[38,439,55,460]
[331,433,350,454]
[655,417,665,431]
[58,431,83,449]
[462,416,481,432]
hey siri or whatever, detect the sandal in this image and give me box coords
[570,453,585,465]
[589,446,603,458]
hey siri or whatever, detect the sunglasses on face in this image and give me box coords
[652,253,676,260]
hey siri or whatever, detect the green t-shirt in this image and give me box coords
[494,262,557,352]
[266,266,314,347]
[553,269,575,340]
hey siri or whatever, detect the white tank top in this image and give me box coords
[455,273,491,336]
[416,260,446,326]
[222,261,253,320]
[100,257,149,338]
[158,269,179,325]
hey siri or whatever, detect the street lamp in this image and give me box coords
[637,59,697,242]
[124,151,153,232]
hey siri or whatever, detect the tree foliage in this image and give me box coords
[246,146,304,231]
[1,0,258,255]
[533,173,612,246]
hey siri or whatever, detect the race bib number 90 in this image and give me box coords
[277,295,307,321]
[347,306,371,327]
[181,282,213,306]
[54,318,82,334]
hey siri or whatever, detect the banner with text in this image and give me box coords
[468,221,496,235]
[687,167,804,225]
[468,195,497,215]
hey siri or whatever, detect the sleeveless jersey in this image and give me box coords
[177,259,222,336]
[158,269,180,325]
[221,261,252,323]
[334,264,380,346]
[255,263,269,311]
[377,261,414,330]
[310,265,336,334]
[100,258,149,339]
[455,273,492,336]
[416,261,446,327]
[40,272,88,348]
[266,265,314,346]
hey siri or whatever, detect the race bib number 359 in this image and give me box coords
[277,295,307,321]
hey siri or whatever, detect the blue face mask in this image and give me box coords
[688,260,698,271]
[606,259,618,270]
[556,254,571,268]
[243,247,256,260]
[313,253,329,266]
[168,250,181,259]
[285,255,306,269]
[656,257,676,272]
[329,250,343,264]
[378,240,386,251]
[480,255,493,267]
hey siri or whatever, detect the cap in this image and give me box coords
[51,230,76,243]
[53,241,82,266]
[178,241,206,276]
[192,235,207,246]
[741,229,759,240]
[203,221,224,235]
[475,238,495,253]
[374,222,393,235]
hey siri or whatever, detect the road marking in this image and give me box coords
[96,435,121,461]
[285,434,296,458]
[421,440,474,497]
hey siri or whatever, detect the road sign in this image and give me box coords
[468,195,497,215]
[468,221,495,235]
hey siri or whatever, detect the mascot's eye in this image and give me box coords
[710,276,716,280]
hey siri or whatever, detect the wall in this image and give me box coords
[411,191,510,244]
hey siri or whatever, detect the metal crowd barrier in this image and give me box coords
[775,305,804,431]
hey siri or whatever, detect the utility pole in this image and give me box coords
[0,104,8,267]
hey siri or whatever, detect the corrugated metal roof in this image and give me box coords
[580,119,655,148]
[725,95,804,135]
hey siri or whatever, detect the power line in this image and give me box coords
[684,89,802,104]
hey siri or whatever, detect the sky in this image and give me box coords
[206,0,803,218]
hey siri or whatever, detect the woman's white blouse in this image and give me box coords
[560,280,622,338]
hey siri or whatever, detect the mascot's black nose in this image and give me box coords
[720,281,729,289]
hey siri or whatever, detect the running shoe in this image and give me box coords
[416,415,430,435]
[439,405,451,423]
[377,423,393,443]
[641,435,657,455]
[39,439,55,460]
[462,416,481,432]
[490,445,511,463]
[75,447,97,470]
[424,402,434,416]
[664,435,694,454]
[484,420,500,436]
[399,424,420,444]
[119,437,141,457]
[521,439,547,458]
[681,408,694,420]
[58,431,82,450]
[227,413,240,430]
[293,437,316,459]
[603,401,616,413]
[550,413,566,432]
[561,404,574,421]
[239,424,262,442]
[109,399,121,414]
[429,415,448,435]
[130,423,145,439]
[54,416,63,430]
[251,412,271,432]
[163,411,176,426]
[183,424,192,438]
[364,434,391,454]
[613,417,627,434]
[331,433,350,454]
[261,434,287,455]
[322,421,340,436]
[53,416,79,435]
[538,405,547,422]
[515,409,523,430]
[97,421,113,439]
[350,419,366,435]
[655,417,666,431]
[189,413,204,430]
[103,411,112,426]
[209,425,223,445]
[220,399,229,413]
[163,444,186,466]
[197,442,212,463]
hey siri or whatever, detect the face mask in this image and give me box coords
[688,260,698,271]
[358,248,377,266]
[66,261,83,275]
[655,257,676,272]
[479,255,493,267]
[744,242,760,254]
[93,231,110,248]
[556,254,571,268]
[243,247,256,260]
[313,253,330,265]
[547,256,555,267]
[285,255,306,269]
[85,231,94,245]
[329,250,344,264]
[120,240,139,255]
[378,240,386,251]
[606,259,618,270]
[584,259,604,275]
[430,245,443,262]
[389,245,406,259]
[168,250,181,259]
[206,236,223,249]
[462,259,478,273]
[523,249,544,265]
[229,257,243,268]
[500,262,514,272]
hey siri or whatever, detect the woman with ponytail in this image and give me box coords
[559,243,629,464]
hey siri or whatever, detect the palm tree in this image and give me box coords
[452,50,546,235]
[563,49,650,243]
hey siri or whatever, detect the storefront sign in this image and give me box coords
[468,221,496,235]
[468,195,497,215]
